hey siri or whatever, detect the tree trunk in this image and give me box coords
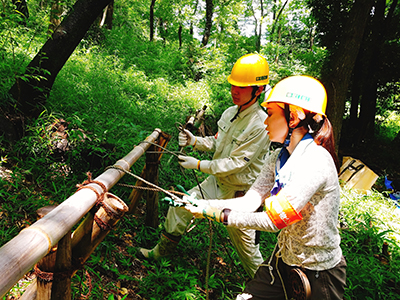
[158,18,167,44]
[259,0,263,51]
[270,0,289,39]
[190,0,199,37]
[201,0,214,47]
[349,57,363,127]
[178,25,183,48]
[322,0,374,151]
[357,0,397,143]
[150,0,156,41]
[309,26,314,51]
[6,0,113,140]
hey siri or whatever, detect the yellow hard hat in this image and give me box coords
[261,75,327,116]
[227,54,269,86]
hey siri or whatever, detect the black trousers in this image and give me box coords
[241,254,347,300]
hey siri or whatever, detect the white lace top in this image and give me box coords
[208,137,342,271]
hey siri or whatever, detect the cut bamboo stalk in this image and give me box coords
[71,192,128,270]
[145,143,160,228]
[19,278,37,300]
[36,250,57,300]
[0,129,161,298]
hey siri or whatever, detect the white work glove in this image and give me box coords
[182,195,222,222]
[178,155,199,170]
[179,129,196,147]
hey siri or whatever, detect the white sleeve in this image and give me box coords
[207,189,263,212]
[228,210,279,232]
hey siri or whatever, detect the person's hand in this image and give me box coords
[182,195,222,222]
[179,129,196,147]
[182,194,208,217]
[178,155,199,170]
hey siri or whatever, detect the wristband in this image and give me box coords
[222,208,231,225]
[197,160,201,170]
[192,137,197,147]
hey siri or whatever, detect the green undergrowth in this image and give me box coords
[340,189,400,300]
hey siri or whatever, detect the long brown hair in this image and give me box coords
[310,116,340,173]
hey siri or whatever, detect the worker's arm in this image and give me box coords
[199,127,269,176]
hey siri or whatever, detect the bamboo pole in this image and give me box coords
[19,278,37,300]
[36,206,58,300]
[127,166,147,214]
[145,131,171,228]
[145,143,160,228]
[22,193,128,299]
[0,129,162,298]
[128,131,170,216]
[50,227,72,300]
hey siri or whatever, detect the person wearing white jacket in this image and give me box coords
[138,53,271,277]
[182,75,346,299]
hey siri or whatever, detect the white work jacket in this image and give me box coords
[211,137,342,271]
[194,102,270,191]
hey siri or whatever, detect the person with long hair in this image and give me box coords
[182,75,346,299]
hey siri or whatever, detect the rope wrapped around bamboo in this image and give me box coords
[75,171,108,206]
[34,264,72,282]
[33,192,128,285]
[0,128,162,298]
[70,192,128,275]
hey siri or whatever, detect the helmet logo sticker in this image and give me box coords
[286,92,310,102]
[256,75,268,81]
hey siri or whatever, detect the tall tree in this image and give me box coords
[150,0,156,41]
[201,0,214,46]
[309,0,375,150]
[5,0,113,140]
[349,0,399,144]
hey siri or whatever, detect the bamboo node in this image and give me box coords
[22,226,53,254]
[116,159,130,170]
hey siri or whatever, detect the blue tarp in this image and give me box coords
[384,176,400,208]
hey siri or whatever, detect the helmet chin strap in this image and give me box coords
[283,104,292,147]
